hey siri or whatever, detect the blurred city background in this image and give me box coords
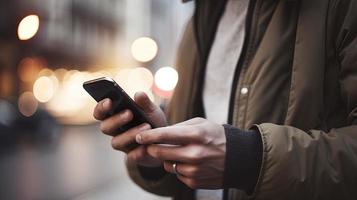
[0,0,193,199]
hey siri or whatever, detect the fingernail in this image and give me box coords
[136,134,142,144]
[103,99,110,109]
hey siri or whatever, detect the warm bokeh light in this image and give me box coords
[49,75,60,91]
[46,71,95,124]
[63,70,79,81]
[33,76,55,103]
[18,15,40,40]
[146,90,155,102]
[0,70,14,97]
[154,66,178,91]
[18,92,38,117]
[54,68,68,81]
[38,68,54,77]
[131,37,158,62]
[90,70,111,80]
[115,67,154,98]
[18,57,44,82]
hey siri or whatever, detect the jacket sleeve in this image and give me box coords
[253,1,357,199]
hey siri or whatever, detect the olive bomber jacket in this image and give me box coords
[127,0,357,199]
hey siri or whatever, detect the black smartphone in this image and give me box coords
[83,77,156,134]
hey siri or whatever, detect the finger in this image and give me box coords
[163,162,201,178]
[147,144,205,164]
[100,109,133,136]
[127,145,148,163]
[134,92,156,113]
[173,117,205,127]
[136,126,204,145]
[93,98,112,120]
[127,145,162,167]
[111,123,151,152]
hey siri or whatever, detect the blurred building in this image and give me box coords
[0,0,193,124]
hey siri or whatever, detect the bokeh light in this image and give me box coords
[154,67,178,91]
[115,67,154,98]
[54,68,68,81]
[46,71,94,122]
[38,68,54,77]
[18,92,38,117]
[0,70,14,97]
[17,57,44,82]
[131,37,158,62]
[18,15,40,40]
[33,76,55,103]
[0,100,16,125]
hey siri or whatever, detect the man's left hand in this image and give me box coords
[136,117,226,189]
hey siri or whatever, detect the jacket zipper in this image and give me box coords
[227,0,259,126]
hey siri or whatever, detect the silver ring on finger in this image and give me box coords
[172,162,181,176]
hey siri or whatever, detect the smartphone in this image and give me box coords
[83,77,156,134]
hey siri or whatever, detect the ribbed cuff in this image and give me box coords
[137,165,167,181]
[223,124,262,194]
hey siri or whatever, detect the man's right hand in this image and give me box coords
[93,92,167,168]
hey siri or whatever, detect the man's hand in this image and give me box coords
[93,92,167,167]
[136,118,226,189]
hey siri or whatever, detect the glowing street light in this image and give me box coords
[18,15,40,40]
[154,67,178,91]
[17,57,43,82]
[131,37,158,62]
[18,92,38,117]
[115,67,154,98]
[33,76,56,103]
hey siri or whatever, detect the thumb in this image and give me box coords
[134,92,157,114]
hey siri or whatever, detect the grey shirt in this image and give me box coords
[199,0,249,199]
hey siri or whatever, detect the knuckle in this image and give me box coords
[191,130,203,141]
[187,148,203,163]
[195,127,209,144]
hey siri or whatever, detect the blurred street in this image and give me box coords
[0,1,193,199]
[0,124,169,200]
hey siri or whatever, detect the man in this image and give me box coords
[93,0,357,199]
